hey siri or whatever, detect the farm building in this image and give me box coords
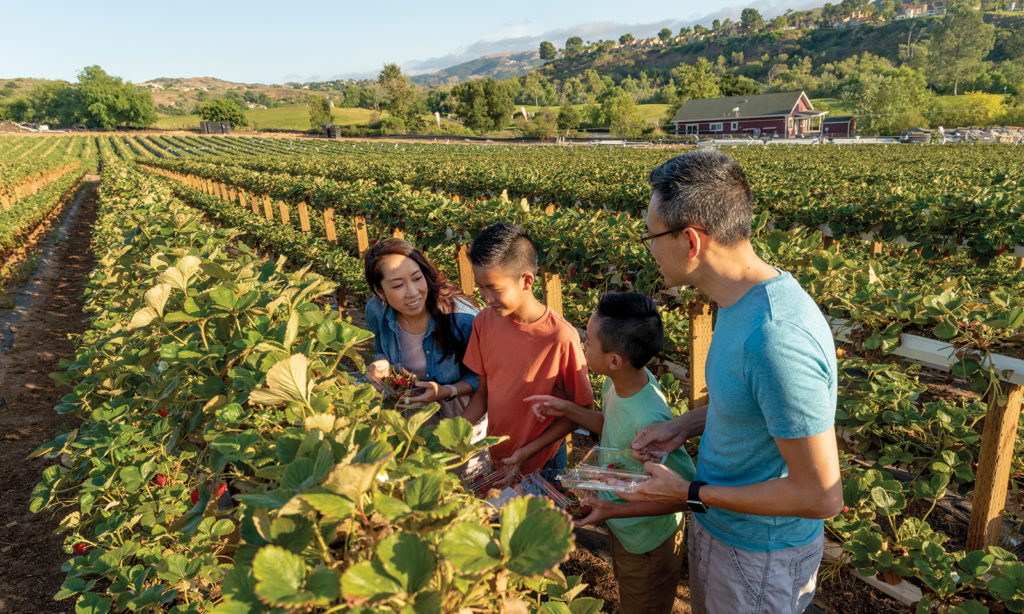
[670,91,827,138]
[822,115,856,137]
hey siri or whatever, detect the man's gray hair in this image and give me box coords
[648,150,753,246]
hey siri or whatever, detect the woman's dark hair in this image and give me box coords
[363,238,469,361]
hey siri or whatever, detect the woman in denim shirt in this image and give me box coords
[363,239,489,475]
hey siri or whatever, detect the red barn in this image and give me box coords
[822,115,856,137]
[670,91,827,138]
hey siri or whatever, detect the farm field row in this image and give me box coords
[31,159,595,613]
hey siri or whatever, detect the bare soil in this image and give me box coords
[0,178,97,614]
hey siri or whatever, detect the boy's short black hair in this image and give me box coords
[468,222,538,275]
[593,292,663,369]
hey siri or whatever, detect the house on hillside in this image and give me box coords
[670,91,828,138]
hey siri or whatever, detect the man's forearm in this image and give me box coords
[700,476,842,519]
[678,404,708,439]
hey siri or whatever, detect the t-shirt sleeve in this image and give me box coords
[462,316,486,376]
[743,320,835,440]
[561,330,594,407]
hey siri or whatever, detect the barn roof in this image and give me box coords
[671,91,812,124]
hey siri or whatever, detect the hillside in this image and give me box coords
[411,50,545,85]
[533,13,1024,83]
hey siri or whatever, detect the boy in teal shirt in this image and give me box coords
[526,292,695,614]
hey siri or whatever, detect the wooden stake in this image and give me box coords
[688,300,714,409]
[1015,257,1023,271]
[354,215,369,256]
[822,236,835,249]
[262,195,274,222]
[967,382,1024,550]
[545,204,555,215]
[324,208,338,243]
[228,188,237,203]
[392,228,405,240]
[871,241,883,256]
[248,192,259,215]
[237,190,247,210]
[457,245,475,296]
[277,200,290,226]
[297,201,311,232]
[543,272,563,317]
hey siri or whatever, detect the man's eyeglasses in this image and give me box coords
[639,225,707,250]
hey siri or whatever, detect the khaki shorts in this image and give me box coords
[688,516,823,614]
[609,523,685,614]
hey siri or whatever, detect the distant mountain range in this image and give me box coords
[409,50,545,86]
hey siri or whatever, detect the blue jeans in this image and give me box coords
[539,440,568,482]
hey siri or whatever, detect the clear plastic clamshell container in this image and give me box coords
[558,446,666,495]
[462,467,571,511]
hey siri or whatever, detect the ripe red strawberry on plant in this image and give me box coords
[157,408,168,418]
[73,543,87,555]
[154,475,167,487]
[189,489,200,505]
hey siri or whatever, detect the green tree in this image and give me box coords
[557,103,580,130]
[926,1,996,95]
[602,90,645,137]
[539,41,557,60]
[741,8,765,31]
[693,24,710,35]
[565,36,584,58]
[619,33,634,44]
[378,63,422,130]
[197,97,248,128]
[719,74,761,96]
[452,78,513,132]
[26,81,75,124]
[842,64,932,135]
[308,94,332,132]
[671,58,721,101]
[72,65,157,129]
[484,78,514,131]
[658,27,673,42]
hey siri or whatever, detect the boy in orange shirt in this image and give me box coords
[461,222,594,479]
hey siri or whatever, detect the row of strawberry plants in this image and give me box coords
[0,165,86,265]
[141,157,1024,367]
[155,141,1024,263]
[32,160,596,613]
[142,161,1024,611]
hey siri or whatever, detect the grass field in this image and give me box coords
[152,106,380,131]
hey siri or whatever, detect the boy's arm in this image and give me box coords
[460,373,487,426]
[499,416,575,469]
[575,497,682,527]
[525,394,603,435]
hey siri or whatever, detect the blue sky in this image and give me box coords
[6,0,818,84]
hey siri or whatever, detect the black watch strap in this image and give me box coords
[687,480,709,514]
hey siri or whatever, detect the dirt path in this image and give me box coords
[0,176,98,614]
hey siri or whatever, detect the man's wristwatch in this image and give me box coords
[687,480,710,514]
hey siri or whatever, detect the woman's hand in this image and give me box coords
[524,394,571,421]
[400,380,447,407]
[619,462,689,505]
[365,359,390,391]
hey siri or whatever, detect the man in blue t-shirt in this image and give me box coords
[624,149,843,614]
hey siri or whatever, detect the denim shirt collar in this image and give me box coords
[382,302,436,338]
